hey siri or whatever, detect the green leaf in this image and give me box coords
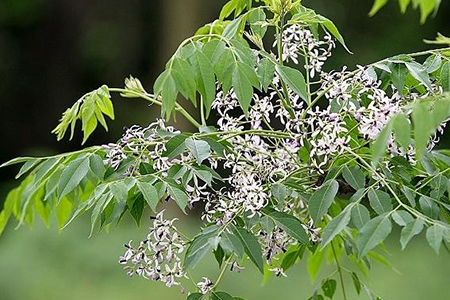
[321,279,337,299]
[307,248,324,282]
[194,164,222,182]
[342,166,365,190]
[58,156,90,199]
[203,40,226,67]
[371,120,393,166]
[192,167,213,186]
[392,114,411,151]
[390,63,408,94]
[368,189,393,215]
[172,58,197,105]
[233,61,256,114]
[233,226,264,273]
[318,15,352,54]
[212,292,235,300]
[89,154,105,180]
[163,134,190,159]
[281,246,304,271]
[321,209,351,249]
[137,181,159,212]
[351,203,370,230]
[249,8,267,37]
[441,61,450,92]
[426,224,445,254]
[265,211,309,243]
[139,162,154,175]
[369,0,389,16]
[219,0,238,20]
[275,65,308,101]
[0,188,19,235]
[96,87,114,119]
[81,109,97,145]
[257,58,275,92]
[185,138,211,165]
[309,179,339,224]
[260,215,275,232]
[419,196,439,219]
[154,69,177,119]
[32,157,62,188]
[208,234,221,251]
[419,0,437,23]
[90,193,113,235]
[1,156,36,168]
[184,232,215,269]
[178,43,197,61]
[398,0,411,13]
[431,174,447,198]
[401,186,416,207]
[62,183,107,229]
[186,293,203,300]
[350,188,365,202]
[357,214,392,257]
[308,294,324,300]
[223,17,243,39]
[215,48,235,94]
[109,181,129,204]
[400,219,424,249]
[55,197,73,230]
[374,62,391,73]
[444,225,450,243]
[220,231,245,257]
[417,99,450,159]
[94,105,108,131]
[105,194,127,227]
[412,103,432,158]
[405,61,432,90]
[15,159,41,179]
[271,184,287,203]
[391,210,413,227]
[194,50,216,117]
[44,168,61,201]
[423,54,441,73]
[351,272,362,295]
[200,137,227,157]
[167,183,188,213]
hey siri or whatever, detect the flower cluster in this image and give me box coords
[259,227,292,265]
[203,169,269,224]
[305,108,350,172]
[196,277,214,294]
[321,66,449,164]
[112,17,450,296]
[279,25,335,77]
[119,211,186,288]
[102,120,196,178]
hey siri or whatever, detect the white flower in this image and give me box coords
[269,267,287,277]
[197,277,214,294]
[259,227,292,265]
[276,25,335,78]
[119,211,186,288]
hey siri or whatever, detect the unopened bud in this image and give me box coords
[124,76,146,94]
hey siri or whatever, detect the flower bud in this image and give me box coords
[271,0,295,17]
[124,75,146,94]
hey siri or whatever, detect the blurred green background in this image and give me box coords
[0,0,450,299]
